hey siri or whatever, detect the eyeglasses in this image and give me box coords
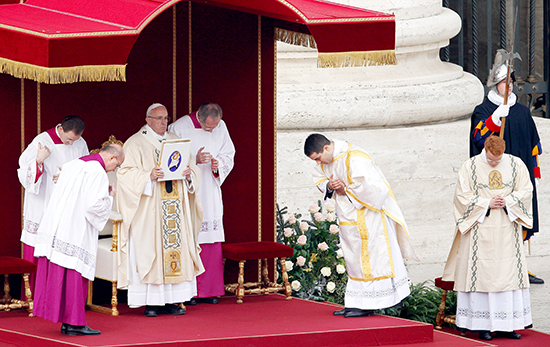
[147,116,171,122]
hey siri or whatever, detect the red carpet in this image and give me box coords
[0,294,547,347]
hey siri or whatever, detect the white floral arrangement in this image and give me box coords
[276,200,347,304]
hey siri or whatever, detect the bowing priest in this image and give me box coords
[169,102,235,305]
[443,136,533,341]
[304,133,417,318]
[18,116,88,298]
[32,144,124,336]
[117,103,205,317]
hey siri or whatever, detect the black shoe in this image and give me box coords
[333,308,347,316]
[197,297,219,304]
[61,323,68,334]
[529,274,544,284]
[478,331,493,340]
[159,304,186,315]
[184,299,197,306]
[64,325,101,336]
[496,331,522,339]
[343,309,375,318]
[144,305,159,317]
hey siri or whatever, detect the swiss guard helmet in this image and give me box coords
[487,49,519,87]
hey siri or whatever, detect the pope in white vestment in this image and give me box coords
[117,104,204,316]
[168,103,235,301]
[304,134,417,318]
[32,145,123,335]
[443,136,533,340]
[17,116,88,299]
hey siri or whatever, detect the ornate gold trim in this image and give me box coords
[318,50,397,68]
[0,57,126,84]
[275,28,317,49]
[258,15,262,242]
[273,33,278,243]
[36,82,40,133]
[172,5,177,120]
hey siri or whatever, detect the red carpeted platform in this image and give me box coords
[0,294,546,347]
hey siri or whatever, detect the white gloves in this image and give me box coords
[491,104,510,126]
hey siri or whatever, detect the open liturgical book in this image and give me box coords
[159,139,191,181]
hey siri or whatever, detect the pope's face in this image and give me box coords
[146,106,169,135]
[308,145,332,165]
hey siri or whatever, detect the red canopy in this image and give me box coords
[0,0,395,83]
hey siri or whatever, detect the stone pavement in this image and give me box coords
[407,254,550,334]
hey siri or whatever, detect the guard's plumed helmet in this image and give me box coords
[487,49,520,87]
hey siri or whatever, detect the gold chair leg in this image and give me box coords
[435,289,448,329]
[111,281,119,316]
[236,260,246,304]
[3,274,12,309]
[280,257,292,300]
[261,259,269,291]
[22,273,33,317]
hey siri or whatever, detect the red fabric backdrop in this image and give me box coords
[1,3,274,284]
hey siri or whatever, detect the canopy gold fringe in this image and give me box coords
[318,50,396,68]
[275,27,317,49]
[0,57,126,84]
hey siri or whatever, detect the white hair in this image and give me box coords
[146,103,166,118]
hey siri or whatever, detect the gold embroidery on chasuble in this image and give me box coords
[160,180,183,283]
[489,170,503,190]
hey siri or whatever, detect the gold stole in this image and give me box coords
[161,180,184,284]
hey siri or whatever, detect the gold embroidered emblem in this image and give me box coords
[168,234,177,243]
[164,250,182,277]
[489,170,503,190]
[161,181,179,200]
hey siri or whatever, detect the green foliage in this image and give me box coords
[377,280,457,326]
[276,201,347,304]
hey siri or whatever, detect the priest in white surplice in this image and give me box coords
[33,144,124,336]
[168,102,235,304]
[304,133,417,318]
[17,116,88,297]
[117,103,204,317]
[443,136,533,341]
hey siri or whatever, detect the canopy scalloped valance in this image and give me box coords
[0,0,395,84]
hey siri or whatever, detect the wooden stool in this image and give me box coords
[222,241,294,303]
[0,256,37,316]
[434,277,455,329]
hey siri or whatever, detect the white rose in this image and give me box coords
[314,212,323,222]
[288,214,297,224]
[308,203,320,214]
[296,256,306,266]
[284,227,293,238]
[297,235,307,245]
[285,260,294,271]
[336,249,344,259]
[291,280,301,291]
[299,221,309,232]
[326,281,336,293]
[336,264,346,274]
[318,242,329,251]
[326,212,335,222]
[325,201,335,213]
[329,224,339,235]
[320,267,331,277]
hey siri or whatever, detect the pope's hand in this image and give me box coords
[182,165,191,180]
[150,167,164,181]
[109,184,117,197]
[36,142,51,166]
[491,104,510,125]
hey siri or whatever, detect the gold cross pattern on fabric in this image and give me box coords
[489,170,503,190]
[164,250,182,277]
